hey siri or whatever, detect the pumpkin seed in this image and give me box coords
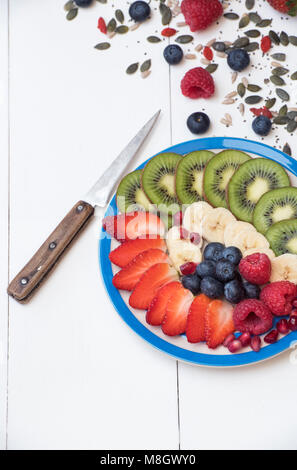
[271,53,286,61]
[265,98,276,109]
[270,75,285,86]
[245,29,260,38]
[115,9,124,24]
[273,116,289,125]
[287,111,297,120]
[205,63,218,73]
[94,42,110,50]
[256,19,272,27]
[237,83,246,97]
[247,84,261,92]
[245,0,255,10]
[244,42,259,52]
[161,6,172,25]
[233,37,250,48]
[239,15,250,29]
[269,30,280,45]
[66,8,78,20]
[289,36,297,46]
[126,62,139,74]
[287,121,297,133]
[107,18,116,32]
[175,35,193,44]
[147,35,161,43]
[140,59,151,73]
[212,41,226,52]
[291,71,297,80]
[245,95,262,104]
[249,12,261,23]
[64,1,75,11]
[224,13,239,20]
[278,105,288,116]
[116,25,128,34]
[283,143,292,156]
[280,31,289,46]
[272,67,289,76]
[276,88,290,101]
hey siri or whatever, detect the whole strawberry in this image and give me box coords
[267,0,297,15]
[181,0,223,32]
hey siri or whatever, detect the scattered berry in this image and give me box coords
[186,294,211,343]
[250,107,273,119]
[264,329,279,344]
[182,273,201,295]
[204,242,224,262]
[200,276,224,299]
[173,211,183,226]
[233,299,273,335]
[187,112,210,134]
[203,46,213,61]
[163,44,183,65]
[205,299,235,349]
[181,67,215,99]
[223,333,236,348]
[239,253,271,285]
[251,335,261,352]
[196,260,216,278]
[162,287,193,336]
[261,36,272,53]
[129,1,151,22]
[260,281,297,316]
[216,260,236,283]
[227,48,250,72]
[161,27,177,37]
[252,115,272,136]
[288,313,297,331]
[180,262,197,276]
[190,232,201,245]
[222,246,242,266]
[242,280,261,299]
[224,279,245,304]
[276,318,290,335]
[109,237,166,268]
[181,0,223,32]
[98,17,107,34]
[267,0,297,16]
[228,339,242,353]
[239,332,251,347]
[146,281,181,326]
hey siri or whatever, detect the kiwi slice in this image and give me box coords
[142,152,182,214]
[203,150,251,208]
[175,150,214,204]
[266,219,297,255]
[228,158,290,222]
[116,169,151,213]
[254,187,297,234]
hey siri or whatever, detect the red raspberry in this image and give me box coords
[181,0,223,32]
[233,299,273,335]
[260,281,297,316]
[261,36,271,53]
[181,67,215,99]
[239,253,271,285]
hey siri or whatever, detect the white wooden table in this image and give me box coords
[1,0,297,450]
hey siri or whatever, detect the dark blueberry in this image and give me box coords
[75,0,93,6]
[187,112,210,135]
[252,115,272,136]
[196,260,216,278]
[163,44,183,65]
[242,280,260,299]
[181,274,201,295]
[129,1,150,22]
[227,48,250,72]
[224,280,245,304]
[204,242,225,262]
[222,246,242,265]
[215,260,236,283]
[200,276,224,299]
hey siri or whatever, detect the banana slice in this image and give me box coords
[270,254,297,283]
[224,221,256,247]
[166,226,202,272]
[232,230,269,254]
[183,201,213,234]
[202,208,236,243]
[244,247,275,260]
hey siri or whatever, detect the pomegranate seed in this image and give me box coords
[161,27,177,37]
[251,336,261,352]
[98,17,107,34]
[264,329,279,344]
[180,262,197,275]
[173,211,183,227]
[190,232,201,245]
[223,333,235,348]
[288,315,297,331]
[180,227,189,240]
[203,46,213,61]
[261,35,271,53]
[239,332,251,347]
[276,319,289,335]
[228,339,242,353]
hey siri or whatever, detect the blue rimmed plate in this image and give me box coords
[99,137,297,367]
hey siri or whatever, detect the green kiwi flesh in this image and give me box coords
[203,150,251,208]
[175,150,214,204]
[116,169,151,213]
[253,187,297,234]
[266,219,297,255]
[228,158,290,222]
[142,152,182,214]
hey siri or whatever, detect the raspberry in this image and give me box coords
[260,281,297,316]
[233,299,273,335]
[181,0,223,32]
[261,36,271,53]
[181,67,215,99]
[239,253,271,285]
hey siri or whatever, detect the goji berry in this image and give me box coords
[250,107,272,119]
[161,27,177,37]
[203,46,213,61]
[98,17,107,34]
[261,36,271,53]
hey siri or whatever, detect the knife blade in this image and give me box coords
[7,110,160,302]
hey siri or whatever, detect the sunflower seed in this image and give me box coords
[126,62,139,74]
[64,1,75,11]
[291,71,297,80]
[278,105,288,116]
[147,35,161,43]
[242,77,249,87]
[247,84,262,92]
[249,12,261,23]
[201,58,210,65]
[130,22,140,31]
[270,75,285,86]
[225,41,233,46]
[269,30,280,45]
[224,12,239,20]
[271,111,279,117]
[140,59,151,72]
[256,19,272,27]
[205,63,218,73]
[206,38,216,47]
[271,61,283,68]
[222,98,235,105]
[225,91,237,98]
[239,103,245,115]
[289,108,297,112]
[225,113,232,124]
[216,51,227,58]
[283,143,292,156]
[94,42,110,50]
[141,70,151,79]
[107,31,116,39]
[220,118,229,126]
[245,29,260,38]
[195,44,203,52]
[175,35,193,44]
[280,31,289,46]
[237,83,246,97]
[185,53,196,60]
[271,53,286,61]
[116,25,128,34]
[66,8,78,20]
[276,88,290,101]
[272,67,289,76]
[161,6,172,25]
[233,37,250,48]
[287,121,297,132]
[244,42,259,52]
[107,18,116,32]
[245,0,255,9]
[231,72,238,84]
[265,98,276,109]
[239,15,250,29]
[176,21,187,27]
[288,111,297,120]
[245,95,262,104]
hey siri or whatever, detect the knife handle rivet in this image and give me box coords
[49,242,56,250]
[20,277,29,286]
[77,204,84,213]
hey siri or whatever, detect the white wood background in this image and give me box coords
[1,0,297,450]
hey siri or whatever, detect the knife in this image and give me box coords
[7,110,160,302]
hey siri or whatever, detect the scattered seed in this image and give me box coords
[274,116,289,125]
[64,1,75,11]
[256,19,272,28]
[239,15,250,29]
[247,84,261,92]
[287,111,297,120]
[147,35,161,43]
[94,42,110,50]
[280,31,289,46]
[175,35,193,44]
[271,53,286,61]
[270,75,285,86]
[140,59,151,73]
[291,71,297,80]
[220,118,229,126]
[244,42,259,52]
[206,38,216,48]
[161,6,172,25]
[249,12,261,23]
[222,98,235,105]
[216,51,227,58]
[126,62,139,74]
[272,66,289,76]
[107,31,116,39]
[66,8,78,20]
[242,77,249,87]
[289,107,297,112]
[176,21,187,27]
[225,91,237,98]
[205,63,218,73]
[116,25,128,34]
[271,61,283,68]
[245,95,262,104]
[289,36,297,46]
[115,9,124,24]
[224,41,233,46]
[265,98,276,109]
[141,70,151,79]
[107,18,116,32]
[195,44,203,52]
[245,0,255,9]
[224,12,239,20]
[239,103,245,115]
[269,30,280,45]
[130,22,140,31]
[237,83,246,97]
[233,37,250,48]
[231,72,238,84]
[245,29,260,38]
[271,111,279,117]
[279,105,288,116]
[276,88,290,101]
[97,0,107,3]
[283,143,292,156]
[185,53,196,60]
[287,121,297,132]
[201,58,210,65]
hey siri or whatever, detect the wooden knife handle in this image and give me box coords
[7,200,94,302]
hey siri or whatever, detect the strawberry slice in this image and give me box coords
[186,294,211,343]
[129,263,178,310]
[146,281,181,326]
[162,287,194,336]
[205,300,235,349]
[109,237,166,268]
[112,249,169,291]
[103,212,165,241]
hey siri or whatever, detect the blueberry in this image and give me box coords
[196,260,216,278]
[227,48,250,72]
[187,112,210,135]
[242,280,260,299]
[222,246,242,265]
[215,260,236,283]
[204,242,225,262]
[200,276,224,299]
[224,279,245,304]
[75,0,93,6]
[182,274,201,295]
[129,1,150,22]
[252,115,272,136]
[163,44,183,65]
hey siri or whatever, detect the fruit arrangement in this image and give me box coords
[103,149,297,354]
